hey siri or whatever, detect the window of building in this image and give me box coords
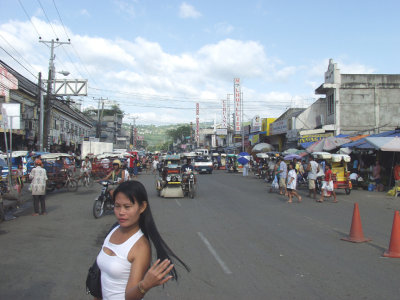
[327,94,335,115]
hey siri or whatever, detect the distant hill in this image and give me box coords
[122,122,213,147]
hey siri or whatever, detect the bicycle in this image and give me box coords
[79,171,94,188]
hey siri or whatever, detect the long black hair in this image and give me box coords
[113,180,190,280]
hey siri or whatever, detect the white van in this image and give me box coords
[195,149,209,156]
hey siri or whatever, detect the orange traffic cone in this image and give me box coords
[383,211,400,258]
[341,203,371,243]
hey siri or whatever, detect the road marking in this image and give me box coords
[175,199,181,207]
[197,232,232,275]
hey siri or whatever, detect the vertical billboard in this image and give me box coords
[234,78,241,134]
[221,99,227,129]
[251,115,261,133]
[196,103,199,146]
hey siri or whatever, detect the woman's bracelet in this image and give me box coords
[138,281,147,295]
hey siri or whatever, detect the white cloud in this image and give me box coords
[339,62,375,74]
[215,22,234,35]
[79,9,90,17]
[0,18,315,124]
[275,66,297,80]
[179,2,202,19]
[114,0,136,18]
[308,58,375,79]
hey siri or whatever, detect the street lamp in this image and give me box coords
[58,71,70,76]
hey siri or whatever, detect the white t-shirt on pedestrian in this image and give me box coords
[152,160,158,169]
[287,169,297,190]
[279,161,287,179]
[308,161,319,180]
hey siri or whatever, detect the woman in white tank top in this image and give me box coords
[96,181,189,300]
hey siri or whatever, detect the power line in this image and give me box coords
[52,0,70,40]
[88,86,312,105]
[0,33,39,75]
[50,0,91,81]
[18,0,41,37]
[37,0,59,39]
[60,44,86,78]
[0,45,38,80]
[69,43,99,86]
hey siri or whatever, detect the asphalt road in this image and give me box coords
[0,171,400,300]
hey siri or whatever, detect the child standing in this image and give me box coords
[319,164,337,203]
[287,162,302,203]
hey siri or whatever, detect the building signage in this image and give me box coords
[0,65,18,99]
[196,103,199,146]
[216,128,227,135]
[234,78,241,133]
[298,133,333,144]
[1,103,21,130]
[221,99,227,129]
[251,115,261,133]
[270,119,288,135]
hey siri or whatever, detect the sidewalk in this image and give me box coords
[2,186,35,220]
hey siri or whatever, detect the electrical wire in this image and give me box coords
[17,0,41,37]
[52,0,70,40]
[50,0,99,86]
[0,33,39,75]
[88,86,313,106]
[37,0,59,39]
[0,46,38,80]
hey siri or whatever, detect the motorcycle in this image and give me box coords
[227,162,238,173]
[93,180,114,218]
[182,173,196,199]
[213,161,219,170]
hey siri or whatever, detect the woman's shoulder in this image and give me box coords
[128,234,150,262]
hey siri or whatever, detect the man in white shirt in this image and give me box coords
[307,156,320,199]
[278,157,288,196]
[152,158,159,174]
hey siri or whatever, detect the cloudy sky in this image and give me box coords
[1,0,399,125]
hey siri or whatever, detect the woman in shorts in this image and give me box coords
[286,162,302,203]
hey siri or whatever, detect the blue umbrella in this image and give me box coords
[237,152,250,165]
[283,154,302,161]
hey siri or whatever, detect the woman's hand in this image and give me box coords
[141,259,174,291]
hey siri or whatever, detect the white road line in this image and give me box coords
[175,199,182,207]
[197,232,232,275]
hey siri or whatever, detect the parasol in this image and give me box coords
[237,152,250,165]
[252,143,273,153]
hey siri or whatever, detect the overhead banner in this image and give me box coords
[234,78,241,134]
[221,99,227,129]
[196,103,199,146]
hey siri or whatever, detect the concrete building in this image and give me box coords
[315,59,400,135]
[0,59,93,152]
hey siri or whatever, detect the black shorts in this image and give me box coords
[287,188,294,192]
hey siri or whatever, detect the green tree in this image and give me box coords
[83,104,124,118]
[167,125,191,143]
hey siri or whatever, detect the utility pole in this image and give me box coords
[93,97,107,139]
[38,72,45,151]
[128,116,138,149]
[39,38,70,150]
